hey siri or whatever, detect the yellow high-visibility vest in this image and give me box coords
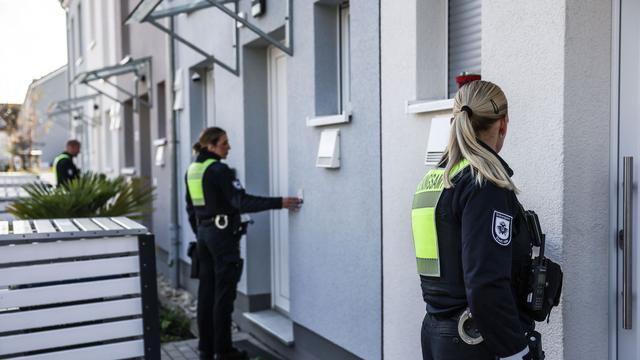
[186,158,217,206]
[411,160,469,277]
[52,153,70,185]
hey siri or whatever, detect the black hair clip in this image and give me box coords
[490,99,500,114]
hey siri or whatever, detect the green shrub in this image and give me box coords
[8,172,155,219]
[159,305,194,343]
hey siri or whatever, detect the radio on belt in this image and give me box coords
[524,210,547,312]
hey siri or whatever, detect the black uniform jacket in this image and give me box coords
[185,150,282,234]
[56,151,80,186]
[421,141,533,357]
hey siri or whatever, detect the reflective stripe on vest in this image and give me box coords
[187,158,217,206]
[411,160,470,277]
[52,153,70,185]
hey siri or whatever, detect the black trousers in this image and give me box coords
[421,313,495,360]
[197,224,244,355]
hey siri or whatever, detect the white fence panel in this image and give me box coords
[0,319,143,356]
[0,277,141,309]
[8,340,145,360]
[0,297,142,333]
[0,236,138,264]
[0,255,140,286]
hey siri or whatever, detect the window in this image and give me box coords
[447,0,481,98]
[157,82,167,139]
[313,1,351,117]
[338,3,351,112]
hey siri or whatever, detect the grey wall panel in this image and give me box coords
[288,1,382,359]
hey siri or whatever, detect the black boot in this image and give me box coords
[199,352,214,360]
[215,348,249,360]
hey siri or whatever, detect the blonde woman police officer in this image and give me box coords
[412,81,537,360]
[185,127,301,360]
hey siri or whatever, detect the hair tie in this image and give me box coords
[461,105,473,117]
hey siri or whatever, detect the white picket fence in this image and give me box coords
[0,217,160,359]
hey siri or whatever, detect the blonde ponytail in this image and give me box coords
[442,80,518,192]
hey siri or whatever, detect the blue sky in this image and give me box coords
[0,0,67,104]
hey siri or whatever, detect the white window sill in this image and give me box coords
[405,99,454,115]
[306,111,351,127]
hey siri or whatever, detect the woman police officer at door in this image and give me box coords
[412,81,537,360]
[185,127,301,360]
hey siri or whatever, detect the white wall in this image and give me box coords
[483,1,567,356]
[381,0,430,358]
[383,1,612,359]
[484,1,612,359]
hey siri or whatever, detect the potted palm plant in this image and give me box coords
[8,172,155,219]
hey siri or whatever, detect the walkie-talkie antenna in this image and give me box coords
[539,234,546,259]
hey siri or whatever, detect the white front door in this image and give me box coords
[268,46,290,313]
[616,0,640,357]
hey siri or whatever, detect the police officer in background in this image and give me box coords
[53,139,81,187]
[412,80,537,359]
[186,127,301,360]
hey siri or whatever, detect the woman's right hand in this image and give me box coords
[282,197,302,211]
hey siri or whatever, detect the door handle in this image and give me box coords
[623,156,633,329]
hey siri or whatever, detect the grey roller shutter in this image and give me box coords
[448,0,481,98]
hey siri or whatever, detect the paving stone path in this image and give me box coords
[161,333,281,360]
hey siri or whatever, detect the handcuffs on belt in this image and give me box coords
[214,214,228,230]
[202,214,253,234]
[457,308,545,359]
[458,308,483,345]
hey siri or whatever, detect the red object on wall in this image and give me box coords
[456,73,481,89]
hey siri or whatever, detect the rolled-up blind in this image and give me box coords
[448,0,482,98]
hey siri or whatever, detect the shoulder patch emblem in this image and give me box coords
[232,179,243,190]
[492,211,513,246]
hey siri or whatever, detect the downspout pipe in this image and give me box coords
[168,15,181,288]
[63,5,73,135]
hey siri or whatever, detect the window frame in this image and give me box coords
[338,3,351,113]
[444,0,450,98]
